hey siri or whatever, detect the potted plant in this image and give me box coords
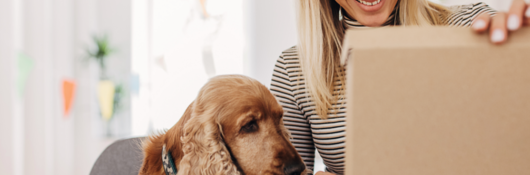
[86,34,124,137]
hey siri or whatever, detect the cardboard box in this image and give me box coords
[344,27,530,175]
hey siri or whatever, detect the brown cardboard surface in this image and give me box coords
[345,27,530,175]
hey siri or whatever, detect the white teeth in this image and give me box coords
[357,0,381,6]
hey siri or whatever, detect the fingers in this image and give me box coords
[475,1,529,45]
[473,12,491,33]
[507,0,527,31]
[490,12,508,44]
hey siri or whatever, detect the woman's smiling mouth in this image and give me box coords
[353,0,385,12]
[356,0,382,6]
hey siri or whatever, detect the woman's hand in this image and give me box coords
[472,0,530,44]
[315,171,336,175]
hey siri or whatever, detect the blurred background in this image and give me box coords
[0,0,513,174]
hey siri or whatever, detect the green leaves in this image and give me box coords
[86,34,114,72]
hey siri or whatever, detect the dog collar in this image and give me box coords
[162,144,177,175]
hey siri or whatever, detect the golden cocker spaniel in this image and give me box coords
[139,75,306,175]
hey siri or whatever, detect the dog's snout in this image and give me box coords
[283,160,305,175]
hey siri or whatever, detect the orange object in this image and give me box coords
[62,79,76,117]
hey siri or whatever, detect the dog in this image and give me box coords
[139,75,306,175]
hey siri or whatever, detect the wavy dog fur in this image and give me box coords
[139,75,305,175]
[177,102,240,175]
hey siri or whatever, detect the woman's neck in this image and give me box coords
[342,5,400,29]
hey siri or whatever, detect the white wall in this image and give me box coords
[0,0,23,174]
[244,0,298,87]
[1,0,133,175]
[23,0,58,174]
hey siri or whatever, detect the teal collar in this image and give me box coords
[162,144,177,175]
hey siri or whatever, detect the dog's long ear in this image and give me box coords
[139,103,195,175]
[176,110,240,175]
[139,133,165,175]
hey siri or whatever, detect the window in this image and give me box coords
[131,0,244,135]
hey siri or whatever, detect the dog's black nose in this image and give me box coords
[284,161,306,175]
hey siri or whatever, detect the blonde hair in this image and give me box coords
[296,0,449,119]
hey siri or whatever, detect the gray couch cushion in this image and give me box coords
[90,137,145,175]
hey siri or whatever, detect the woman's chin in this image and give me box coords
[343,0,398,27]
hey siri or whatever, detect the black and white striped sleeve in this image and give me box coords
[270,53,316,173]
[444,2,496,27]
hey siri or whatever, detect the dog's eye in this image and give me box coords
[241,120,258,133]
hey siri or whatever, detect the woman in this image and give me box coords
[270,0,530,174]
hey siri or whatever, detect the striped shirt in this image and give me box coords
[270,2,495,174]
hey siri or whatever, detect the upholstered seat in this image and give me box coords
[90,137,145,175]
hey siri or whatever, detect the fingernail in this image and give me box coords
[507,15,520,31]
[491,29,505,43]
[526,7,530,18]
[473,20,486,30]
